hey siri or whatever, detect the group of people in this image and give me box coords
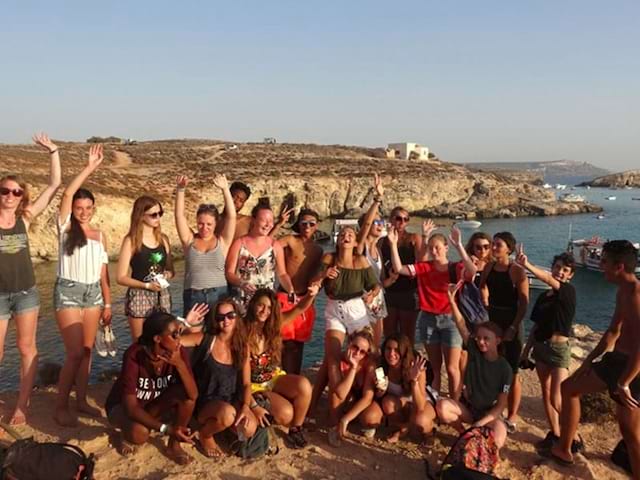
[1,138,639,477]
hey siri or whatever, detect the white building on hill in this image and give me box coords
[386,142,430,160]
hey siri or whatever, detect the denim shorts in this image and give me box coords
[417,311,463,348]
[182,286,229,316]
[0,287,40,320]
[54,278,104,310]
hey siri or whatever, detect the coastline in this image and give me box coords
[0,325,628,480]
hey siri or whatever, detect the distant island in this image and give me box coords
[464,159,609,186]
[579,169,640,188]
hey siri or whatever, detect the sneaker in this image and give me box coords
[95,325,109,358]
[535,431,559,451]
[362,427,376,439]
[105,325,118,357]
[285,426,307,449]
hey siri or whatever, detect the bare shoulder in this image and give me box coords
[321,252,336,265]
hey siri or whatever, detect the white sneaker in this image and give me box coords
[105,325,118,357]
[95,325,109,358]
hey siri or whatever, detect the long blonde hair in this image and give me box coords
[127,195,163,253]
[0,175,31,221]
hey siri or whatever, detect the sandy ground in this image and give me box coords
[0,361,631,480]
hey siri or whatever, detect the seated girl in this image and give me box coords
[245,286,319,449]
[368,334,437,443]
[180,298,257,458]
[435,284,512,451]
[105,308,206,464]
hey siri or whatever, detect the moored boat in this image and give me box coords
[567,237,640,276]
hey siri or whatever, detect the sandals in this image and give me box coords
[540,448,574,466]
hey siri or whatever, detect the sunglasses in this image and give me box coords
[349,344,369,356]
[299,221,317,228]
[373,219,385,226]
[474,244,491,250]
[394,215,410,223]
[145,210,164,219]
[215,311,238,322]
[0,187,24,197]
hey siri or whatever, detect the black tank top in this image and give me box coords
[130,243,167,282]
[192,335,239,408]
[380,237,417,293]
[0,217,35,292]
[486,264,518,330]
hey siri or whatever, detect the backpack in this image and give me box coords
[448,264,489,327]
[232,426,278,459]
[441,426,499,476]
[0,438,95,480]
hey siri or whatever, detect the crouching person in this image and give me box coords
[105,310,199,464]
[436,283,512,451]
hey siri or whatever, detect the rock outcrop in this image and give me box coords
[0,140,602,262]
[580,169,640,188]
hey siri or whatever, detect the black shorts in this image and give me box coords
[385,289,418,311]
[592,351,640,402]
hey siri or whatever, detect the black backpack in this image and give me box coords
[0,437,95,480]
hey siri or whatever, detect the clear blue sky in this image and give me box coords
[2,1,638,170]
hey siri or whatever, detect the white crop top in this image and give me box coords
[57,215,108,284]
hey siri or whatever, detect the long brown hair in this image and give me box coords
[64,188,95,256]
[127,195,163,253]
[0,175,31,220]
[203,297,247,369]
[244,288,282,365]
[380,333,416,393]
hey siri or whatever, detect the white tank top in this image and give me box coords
[365,245,383,280]
[57,215,108,284]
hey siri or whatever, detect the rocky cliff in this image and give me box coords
[580,169,640,188]
[0,140,601,261]
[466,159,609,185]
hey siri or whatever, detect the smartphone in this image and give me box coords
[375,367,385,382]
[154,273,170,289]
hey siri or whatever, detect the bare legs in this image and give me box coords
[507,373,521,422]
[535,362,568,437]
[197,400,257,457]
[128,316,144,342]
[54,306,102,426]
[383,395,436,443]
[436,398,507,448]
[268,374,312,428]
[384,307,418,345]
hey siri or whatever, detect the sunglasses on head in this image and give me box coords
[0,187,24,197]
[215,311,238,322]
[299,221,317,228]
[394,215,409,223]
[145,210,164,219]
[474,243,491,250]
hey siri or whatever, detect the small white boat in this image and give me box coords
[560,193,586,203]
[455,220,482,229]
[542,183,552,189]
[596,214,606,220]
[567,238,640,275]
[605,196,617,200]
[555,184,567,190]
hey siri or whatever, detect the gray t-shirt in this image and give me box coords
[0,217,35,293]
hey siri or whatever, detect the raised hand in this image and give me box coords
[447,281,463,300]
[515,243,528,267]
[373,173,384,198]
[186,303,209,326]
[449,225,463,248]
[386,226,398,244]
[346,348,359,369]
[212,174,228,190]
[422,219,436,238]
[32,132,58,153]
[176,175,189,189]
[408,355,427,382]
[87,144,104,169]
[277,206,295,224]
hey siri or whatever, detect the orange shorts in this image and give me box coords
[277,292,316,343]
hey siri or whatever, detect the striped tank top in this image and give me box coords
[184,240,227,290]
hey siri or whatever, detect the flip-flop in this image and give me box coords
[541,448,574,466]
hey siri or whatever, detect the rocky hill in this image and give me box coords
[580,169,640,188]
[0,140,601,261]
[466,159,609,186]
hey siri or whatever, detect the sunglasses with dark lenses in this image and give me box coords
[0,187,24,197]
[394,215,410,223]
[474,244,491,251]
[146,210,164,219]
[349,344,369,356]
[373,219,385,226]
[215,311,238,322]
[299,221,317,228]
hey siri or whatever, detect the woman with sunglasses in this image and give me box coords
[244,286,319,449]
[356,173,389,346]
[117,196,174,341]
[225,202,295,313]
[53,144,113,427]
[388,223,477,398]
[479,232,529,431]
[465,232,493,287]
[379,206,423,344]
[0,132,61,426]
[175,174,236,318]
[180,298,257,458]
[105,307,206,464]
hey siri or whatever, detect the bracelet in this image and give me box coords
[176,187,185,192]
[49,149,58,154]
[249,402,259,409]
[145,282,150,290]
[104,304,112,308]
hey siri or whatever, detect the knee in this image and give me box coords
[446,364,460,378]
[17,340,37,358]
[435,401,453,423]
[219,404,236,428]
[296,376,312,399]
[414,409,435,434]
[275,403,294,426]
[128,422,150,445]
[381,397,396,416]
[560,378,578,398]
[360,407,383,427]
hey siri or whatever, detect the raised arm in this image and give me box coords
[356,173,384,255]
[417,219,436,261]
[449,226,477,281]
[213,174,237,252]
[174,175,194,249]
[407,356,428,411]
[25,133,62,222]
[515,243,561,290]
[269,205,294,238]
[59,144,104,223]
[447,283,471,344]
[387,227,412,276]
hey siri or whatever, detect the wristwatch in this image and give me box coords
[159,423,169,435]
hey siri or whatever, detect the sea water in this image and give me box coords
[0,187,638,391]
